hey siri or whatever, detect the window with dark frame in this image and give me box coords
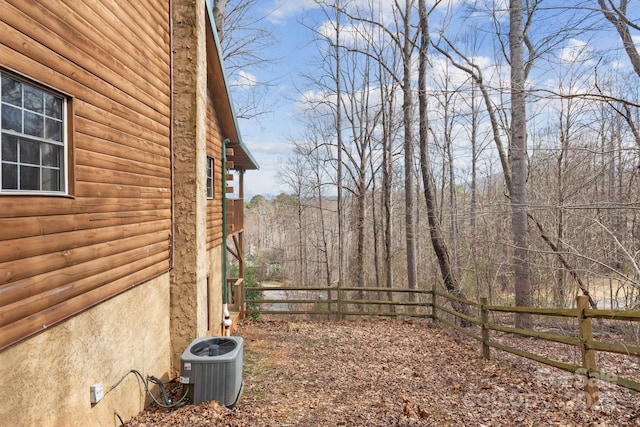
[1,72,66,194]
[206,156,214,199]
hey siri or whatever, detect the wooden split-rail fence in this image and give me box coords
[242,283,640,407]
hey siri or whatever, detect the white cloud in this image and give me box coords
[267,0,394,25]
[242,139,289,197]
[559,38,594,65]
[266,0,321,24]
[295,89,335,112]
[245,167,284,197]
[317,19,383,48]
[346,0,451,21]
[464,0,508,22]
[268,0,449,26]
[230,70,258,89]
[431,57,477,87]
[245,139,292,156]
[611,59,625,70]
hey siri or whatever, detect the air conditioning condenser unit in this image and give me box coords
[180,336,243,408]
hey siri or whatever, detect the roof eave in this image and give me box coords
[204,2,259,170]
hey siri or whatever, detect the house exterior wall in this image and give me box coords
[205,94,225,334]
[169,0,211,373]
[170,1,231,364]
[208,245,224,334]
[0,1,174,425]
[0,274,171,427]
[0,1,172,350]
[0,0,245,424]
[206,95,224,250]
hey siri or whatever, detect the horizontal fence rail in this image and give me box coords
[245,286,433,318]
[243,283,640,403]
[442,290,640,404]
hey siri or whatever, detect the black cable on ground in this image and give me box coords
[107,370,188,409]
[114,411,124,426]
[147,375,187,408]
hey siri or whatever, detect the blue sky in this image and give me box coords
[233,0,452,198]
[230,1,320,199]
[229,0,640,199]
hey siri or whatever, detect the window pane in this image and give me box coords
[1,76,21,106]
[2,105,22,132]
[207,157,213,198]
[24,111,44,138]
[42,168,60,191]
[2,163,17,189]
[20,139,40,165]
[2,134,18,162]
[45,118,62,141]
[42,142,61,167]
[20,165,40,190]
[44,93,63,119]
[1,73,67,194]
[24,85,43,113]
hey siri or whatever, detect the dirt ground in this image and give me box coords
[125,318,639,426]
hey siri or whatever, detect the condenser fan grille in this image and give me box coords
[190,338,237,357]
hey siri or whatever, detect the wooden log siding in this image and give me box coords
[206,98,224,249]
[0,1,172,350]
[1,4,170,131]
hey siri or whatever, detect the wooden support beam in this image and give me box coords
[232,235,244,262]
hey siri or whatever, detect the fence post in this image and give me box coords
[577,295,598,409]
[431,282,437,322]
[337,281,344,320]
[238,280,245,320]
[480,297,490,360]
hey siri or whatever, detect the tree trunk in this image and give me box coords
[402,0,418,300]
[380,66,395,311]
[418,0,470,322]
[297,200,305,286]
[334,1,345,316]
[509,0,532,328]
[470,80,480,300]
[370,143,383,309]
[598,0,640,77]
[212,0,227,42]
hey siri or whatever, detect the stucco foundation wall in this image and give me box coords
[0,274,170,427]
[169,0,209,372]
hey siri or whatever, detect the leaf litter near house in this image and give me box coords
[125,318,639,426]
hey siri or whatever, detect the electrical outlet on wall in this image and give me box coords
[90,382,104,404]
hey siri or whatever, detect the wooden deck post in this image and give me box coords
[480,297,490,360]
[230,279,244,319]
[577,295,598,409]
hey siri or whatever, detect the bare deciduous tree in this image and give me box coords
[509,0,533,327]
[417,0,470,320]
[211,0,276,120]
[598,0,640,77]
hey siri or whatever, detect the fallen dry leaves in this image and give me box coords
[125,318,639,426]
